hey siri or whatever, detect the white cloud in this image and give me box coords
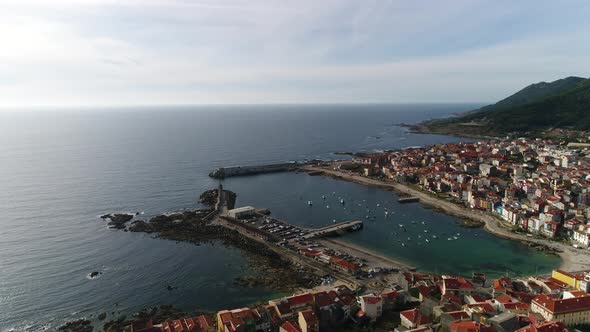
[0,0,589,108]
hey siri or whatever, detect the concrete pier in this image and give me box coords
[209,162,300,179]
[303,220,363,239]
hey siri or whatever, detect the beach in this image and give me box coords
[301,164,590,273]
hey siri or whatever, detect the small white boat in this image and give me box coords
[332,219,336,223]
[401,243,406,247]
[448,238,452,241]
[308,201,313,206]
[322,195,326,199]
[340,199,345,204]
[432,235,437,239]
[421,221,425,225]
[326,205,330,209]
[425,239,430,243]
[377,203,380,207]
[453,236,458,240]
[424,230,428,233]
[399,224,404,227]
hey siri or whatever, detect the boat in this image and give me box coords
[424,230,428,233]
[399,224,404,227]
[340,199,345,204]
[425,239,430,243]
[432,235,437,239]
[322,195,326,199]
[453,236,458,240]
[332,219,336,223]
[308,201,313,206]
[447,238,452,241]
[401,243,406,247]
[377,203,380,207]
[421,221,425,225]
[326,205,330,209]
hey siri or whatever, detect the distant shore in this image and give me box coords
[300,164,590,272]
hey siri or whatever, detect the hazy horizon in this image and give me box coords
[2,0,590,108]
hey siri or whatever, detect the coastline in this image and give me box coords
[300,164,590,273]
[319,237,414,271]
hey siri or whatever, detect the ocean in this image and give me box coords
[0,104,560,331]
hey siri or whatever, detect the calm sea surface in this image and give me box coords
[0,105,560,331]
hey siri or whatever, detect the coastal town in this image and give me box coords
[81,133,590,332]
[120,268,590,332]
[331,135,590,251]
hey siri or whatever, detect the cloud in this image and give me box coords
[0,0,589,108]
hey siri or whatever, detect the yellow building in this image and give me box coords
[552,269,581,289]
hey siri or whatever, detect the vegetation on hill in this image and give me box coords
[418,76,590,136]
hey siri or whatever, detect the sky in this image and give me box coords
[1,0,590,108]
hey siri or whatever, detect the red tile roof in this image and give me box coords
[280,321,302,332]
[517,321,567,332]
[362,295,382,305]
[287,293,314,308]
[400,308,432,326]
[533,293,590,314]
[443,276,474,291]
[495,293,514,304]
[445,310,470,321]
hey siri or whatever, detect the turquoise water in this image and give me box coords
[227,172,560,278]
[0,104,559,331]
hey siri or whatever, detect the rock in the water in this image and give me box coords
[58,319,93,332]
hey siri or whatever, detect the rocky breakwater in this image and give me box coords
[100,212,140,230]
[107,189,319,292]
[126,210,319,292]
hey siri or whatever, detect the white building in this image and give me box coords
[359,294,382,321]
[227,206,256,219]
[573,225,590,246]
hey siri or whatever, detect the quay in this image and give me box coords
[209,162,301,179]
[303,220,363,239]
[398,196,419,203]
[216,205,410,290]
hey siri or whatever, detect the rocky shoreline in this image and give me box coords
[102,190,320,293]
[59,305,212,332]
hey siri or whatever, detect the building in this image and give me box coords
[551,269,583,289]
[441,276,474,295]
[359,294,383,321]
[216,307,262,332]
[297,310,319,332]
[227,206,256,219]
[531,293,590,325]
[400,308,432,329]
[279,321,302,332]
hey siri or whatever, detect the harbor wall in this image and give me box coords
[209,162,300,178]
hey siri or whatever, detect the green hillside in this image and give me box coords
[421,76,590,136]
